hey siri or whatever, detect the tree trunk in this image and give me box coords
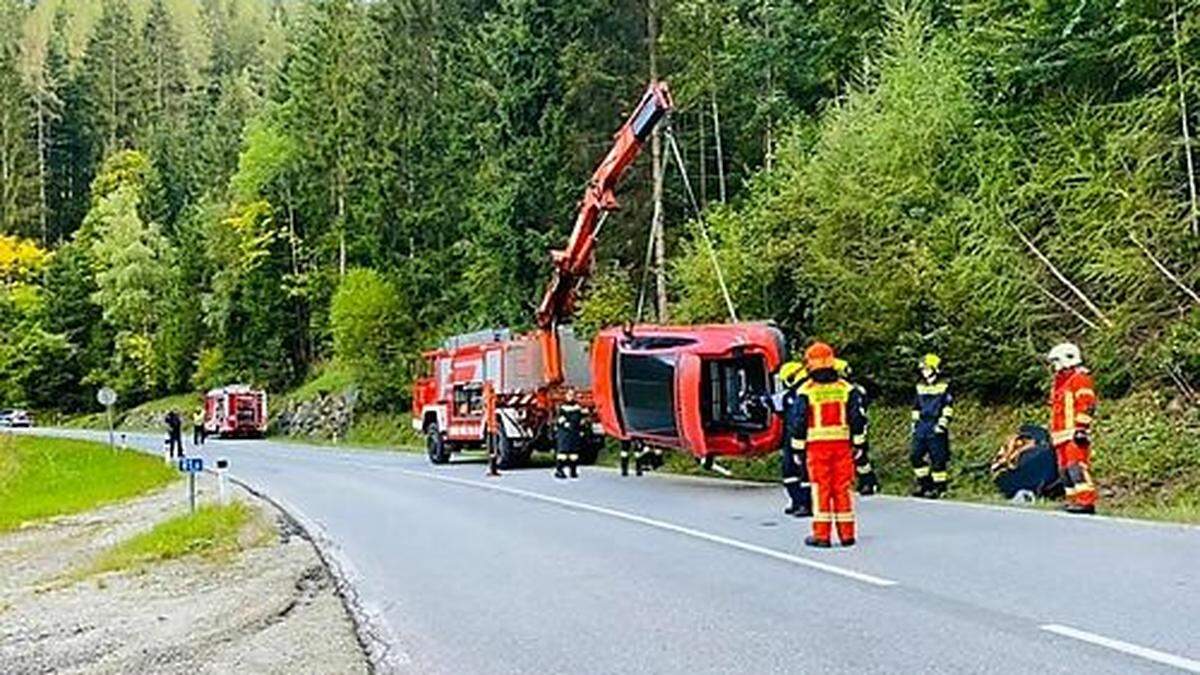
[698,108,707,208]
[1172,0,1199,236]
[649,0,667,321]
[711,90,726,203]
[36,93,48,245]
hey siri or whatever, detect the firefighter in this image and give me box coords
[554,391,584,480]
[620,440,664,477]
[1047,342,1098,514]
[778,361,812,517]
[791,342,866,548]
[192,408,206,447]
[911,353,953,498]
[836,358,879,496]
[164,410,184,459]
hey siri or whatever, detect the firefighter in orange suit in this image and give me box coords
[1047,342,1099,514]
[791,342,867,548]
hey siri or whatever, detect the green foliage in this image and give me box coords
[575,263,636,341]
[330,268,413,409]
[0,435,176,532]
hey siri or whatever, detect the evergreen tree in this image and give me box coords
[0,0,37,237]
[77,0,148,159]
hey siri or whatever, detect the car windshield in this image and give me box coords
[617,353,678,438]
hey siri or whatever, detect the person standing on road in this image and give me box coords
[910,353,953,498]
[165,410,184,459]
[1047,342,1099,514]
[791,342,867,548]
[777,361,812,517]
[554,391,584,480]
[192,408,206,447]
[836,358,879,496]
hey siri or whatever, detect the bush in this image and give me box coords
[330,268,414,409]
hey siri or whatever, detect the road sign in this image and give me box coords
[98,387,118,450]
[177,457,204,473]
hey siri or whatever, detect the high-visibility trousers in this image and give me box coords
[781,444,811,509]
[1055,440,1097,507]
[806,439,856,543]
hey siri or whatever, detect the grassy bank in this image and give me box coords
[0,435,177,532]
[636,390,1200,523]
[87,502,268,575]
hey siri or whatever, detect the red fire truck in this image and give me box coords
[204,385,268,438]
[413,81,785,469]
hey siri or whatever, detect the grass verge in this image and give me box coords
[0,435,176,532]
[87,502,267,575]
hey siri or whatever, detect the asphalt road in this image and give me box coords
[18,429,1200,674]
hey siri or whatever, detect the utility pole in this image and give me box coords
[649,0,668,321]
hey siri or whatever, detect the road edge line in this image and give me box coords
[228,474,413,675]
[395,468,898,588]
[1040,624,1200,672]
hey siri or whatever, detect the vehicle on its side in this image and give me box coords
[204,386,268,438]
[0,409,33,428]
[591,323,786,464]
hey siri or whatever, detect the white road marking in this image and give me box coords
[394,468,898,588]
[1041,624,1200,672]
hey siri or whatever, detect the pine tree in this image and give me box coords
[0,0,38,237]
[78,0,148,159]
[141,0,193,226]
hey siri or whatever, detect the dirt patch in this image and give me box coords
[0,473,368,674]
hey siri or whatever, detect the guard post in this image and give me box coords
[215,458,229,505]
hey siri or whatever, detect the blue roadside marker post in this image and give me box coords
[178,457,204,513]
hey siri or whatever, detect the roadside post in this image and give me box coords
[97,387,117,451]
[178,457,204,513]
[215,458,229,505]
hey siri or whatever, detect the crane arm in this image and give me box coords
[535,82,674,329]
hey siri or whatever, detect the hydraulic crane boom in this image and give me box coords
[535,81,673,389]
[536,82,674,330]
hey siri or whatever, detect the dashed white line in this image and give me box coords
[1041,624,1200,672]
[394,468,898,588]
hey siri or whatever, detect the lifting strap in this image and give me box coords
[665,126,739,323]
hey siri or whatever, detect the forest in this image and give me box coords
[0,0,1198,415]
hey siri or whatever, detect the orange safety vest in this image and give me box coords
[1050,368,1097,446]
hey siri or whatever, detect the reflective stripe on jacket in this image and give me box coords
[1050,368,1096,445]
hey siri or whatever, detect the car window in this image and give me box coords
[618,353,678,438]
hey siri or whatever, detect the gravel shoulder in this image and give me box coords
[0,471,369,674]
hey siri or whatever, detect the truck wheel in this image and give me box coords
[426,425,450,465]
[495,431,530,470]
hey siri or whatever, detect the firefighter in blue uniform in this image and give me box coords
[778,361,812,517]
[836,359,879,495]
[554,391,584,480]
[911,353,953,498]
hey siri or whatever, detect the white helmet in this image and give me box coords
[1047,342,1083,371]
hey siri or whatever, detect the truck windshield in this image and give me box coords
[617,353,677,438]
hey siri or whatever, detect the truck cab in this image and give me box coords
[590,323,786,459]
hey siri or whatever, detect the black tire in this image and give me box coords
[495,431,531,470]
[426,424,451,465]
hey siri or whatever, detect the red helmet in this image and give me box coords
[805,342,837,372]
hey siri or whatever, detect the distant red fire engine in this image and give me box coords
[204,385,268,438]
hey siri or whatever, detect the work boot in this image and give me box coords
[554,461,567,480]
[791,504,813,518]
[1063,503,1095,515]
[912,475,934,498]
[804,536,831,548]
[840,538,856,547]
[569,463,579,479]
[620,454,630,476]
